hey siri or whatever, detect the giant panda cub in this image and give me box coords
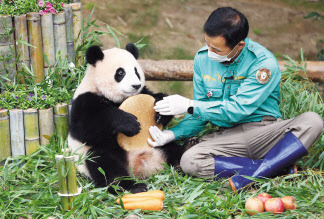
[68,43,186,193]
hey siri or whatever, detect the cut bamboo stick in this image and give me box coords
[71,3,82,51]
[41,13,55,77]
[14,14,30,83]
[0,15,16,82]
[68,104,72,123]
[38,108,54,146]
[0,109,11,161]
[23,108,40,155]
[65,156,78,208]
[9,109,25,156]
[55,155,69,211]
[27,13,44,83]
[53,12,67,59]
[64,4,75,64]
[54,103,69,140]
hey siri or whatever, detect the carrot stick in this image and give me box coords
[122,190,165,200]
[116,196,156,204]
[123,198,163,211]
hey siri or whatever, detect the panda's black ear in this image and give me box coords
[125,43,139,60]
[86,45,104,66]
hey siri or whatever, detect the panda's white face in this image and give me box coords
[94,48,145,103]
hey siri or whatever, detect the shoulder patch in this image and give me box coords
[256,68,271,84]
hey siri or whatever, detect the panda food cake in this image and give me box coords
[117,94,163,151]
[68,43,187,194]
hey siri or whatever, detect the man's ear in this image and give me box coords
[86,45,104,66]
[237,40,245,50]
[125,43,139,60]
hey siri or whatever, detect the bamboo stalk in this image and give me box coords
[23,108,40,155]
[0,15,16,82]
[71,3,82,51]
[64,4,75,64]
[27,13,44,83]
[0,109,11,161]
[65,156,78,209]
[41,13,55,77]
[9,109,25,156]
[55,155,69,211]
[53,12,67,59]
[54,103,69,140]
[14,14,30,83]
[38,108,54,146]
[68,104,72,123]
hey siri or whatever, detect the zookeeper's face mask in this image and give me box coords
[207,43,239,63]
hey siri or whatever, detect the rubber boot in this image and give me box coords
[228,132,307,192]
[214,157,297,179]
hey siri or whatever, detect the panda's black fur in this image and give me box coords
[69,43,186,193]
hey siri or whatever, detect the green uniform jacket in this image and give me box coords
[170,38,282,140]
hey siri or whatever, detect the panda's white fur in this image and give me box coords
[68,45,179,192]
[73,48,145,103]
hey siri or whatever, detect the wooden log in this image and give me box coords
[0,109,11,161]
[54,103,69,140]
[53,12,68,59]
[9,109,25,156]
[23,108,40,155]
[0,15,16,82]
[41,13,55,77]
[64,4,75,64]
[71,3,82,51]
[14,15,30,83]
[38,108,54,146]
[55,155,69,211]
[27,13,44,83]
[138,60,324,82]
[65,155,78,208]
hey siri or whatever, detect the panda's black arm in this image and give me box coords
[140,86,174,126]
[69,92,141,147]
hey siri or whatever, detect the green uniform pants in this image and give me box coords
[180,112,323,178]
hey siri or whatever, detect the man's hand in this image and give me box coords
[154,94,192,115]
[147,126,175,147]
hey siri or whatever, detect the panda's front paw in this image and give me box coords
[155,112,173,126]
[116,112,141,137]
[130,183,147,194]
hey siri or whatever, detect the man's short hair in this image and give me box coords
[203,7,249,49]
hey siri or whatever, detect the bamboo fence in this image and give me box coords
[0,2,82,89]
[0,104,71,161]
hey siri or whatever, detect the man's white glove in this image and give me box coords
[147,126,175,147]
[154,94,192,115]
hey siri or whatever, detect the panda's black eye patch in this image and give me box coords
[135,67,140,80]
[115,67,126,82]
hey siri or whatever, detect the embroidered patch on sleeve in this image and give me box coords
[256,68,271,84]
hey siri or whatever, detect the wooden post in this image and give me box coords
[53,12,68,59]
[0,15,16,83]
[27,13,44,83]
[64,4,75,64]
[41,13,55,78]
[71,3,82,52]
[0,109,11,162]
[55,155,70,211]
[23,108,40,155]
[14,15,30,83]
[65,156,78,208]
[54,103,69,140]
[9,109,25,156]
[38,108,54,146]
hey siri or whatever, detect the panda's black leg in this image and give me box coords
[157,142,186,167]
[86,151,147,194]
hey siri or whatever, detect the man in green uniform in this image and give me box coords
[148,7,323,191]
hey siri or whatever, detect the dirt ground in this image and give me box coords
[80,0,324,96]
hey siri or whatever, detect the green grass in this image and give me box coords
[0,138,323,218]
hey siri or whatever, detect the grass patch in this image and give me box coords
[0,139,323,217]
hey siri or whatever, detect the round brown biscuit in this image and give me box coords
[117,94,162,151]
